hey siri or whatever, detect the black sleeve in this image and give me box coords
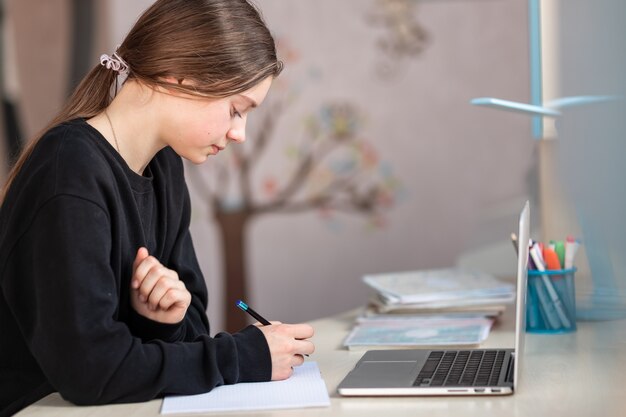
[1,195,271,406]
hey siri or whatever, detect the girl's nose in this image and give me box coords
[227,124,246,143]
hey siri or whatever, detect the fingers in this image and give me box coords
[133,247,149,273]
[273,354,306,380]
[283,323,315,340]
[267,323,314,341]
[292,353,305,367]
[133,251,181,303]
[147,280,187,311]
[133,254,169,291]
[130,248,191,323]
[294,338,315,356]
[138,264,178,303]
[259,323,316,381]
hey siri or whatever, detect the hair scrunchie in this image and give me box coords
[100,51,130,76]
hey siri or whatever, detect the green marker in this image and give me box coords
[554,240,566,269]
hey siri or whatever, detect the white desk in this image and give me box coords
[16,308,626,417]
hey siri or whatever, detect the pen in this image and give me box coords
[236,300,271,325]
[529,243,572,328]
[236,300,311,357]
[542,245,572,317]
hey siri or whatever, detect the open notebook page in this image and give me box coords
[161,361,330,414]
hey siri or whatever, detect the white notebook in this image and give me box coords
[362,268,515,304]
[161,361,330,414]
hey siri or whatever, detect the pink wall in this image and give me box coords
[3,0,535,332]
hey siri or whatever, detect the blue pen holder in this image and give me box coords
[526,268,577,333]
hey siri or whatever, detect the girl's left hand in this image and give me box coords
[130,247,191,324]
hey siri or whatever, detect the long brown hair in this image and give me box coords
[2,0,283,200]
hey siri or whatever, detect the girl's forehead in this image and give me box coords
[237,77,273,105]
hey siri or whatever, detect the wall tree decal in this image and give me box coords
[189,92,403,331]
[368,0,429,77]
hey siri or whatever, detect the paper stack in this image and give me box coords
[343,268,515,350]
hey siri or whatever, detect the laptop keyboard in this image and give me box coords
[413,350,506,387]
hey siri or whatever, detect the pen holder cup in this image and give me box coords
[526,268,577,333]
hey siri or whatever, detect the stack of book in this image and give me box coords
[343,268,516,350]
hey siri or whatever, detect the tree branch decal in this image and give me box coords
[189,41,404,331]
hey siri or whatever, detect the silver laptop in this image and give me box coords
[337,201,530,396]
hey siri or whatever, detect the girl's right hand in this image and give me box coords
[130,247,191,324]
[258,323,315,380]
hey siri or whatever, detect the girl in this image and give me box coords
[0,0,314,415]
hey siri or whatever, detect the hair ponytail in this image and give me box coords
[1,65,117,201]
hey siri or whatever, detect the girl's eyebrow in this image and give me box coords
[238,94,258,109]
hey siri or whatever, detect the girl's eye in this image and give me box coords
[231,108,242,119]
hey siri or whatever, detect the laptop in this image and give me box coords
[337,201,530,396]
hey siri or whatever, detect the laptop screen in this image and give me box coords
[513,201,530,390]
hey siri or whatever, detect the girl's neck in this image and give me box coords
[87,80,166,175]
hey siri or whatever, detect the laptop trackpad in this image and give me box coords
[352,361,417,385]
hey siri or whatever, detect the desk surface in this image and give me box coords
[16,308,626,417]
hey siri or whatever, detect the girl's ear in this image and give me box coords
[162,76,186,85]
[157,77,195,97]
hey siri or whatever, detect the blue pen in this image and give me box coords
[236,300,271,325]
[236,300,310,356]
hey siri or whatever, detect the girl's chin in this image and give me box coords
[182,153,210,165]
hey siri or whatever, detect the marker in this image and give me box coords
[236,300,271,326]
[543,247,562,270]
[564,236,580,269]
[542,245,572,317]
[554,240,566,269]
[529,243,572,328]
[563,237,578,319]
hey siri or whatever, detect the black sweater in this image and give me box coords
[0,119,271,416]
